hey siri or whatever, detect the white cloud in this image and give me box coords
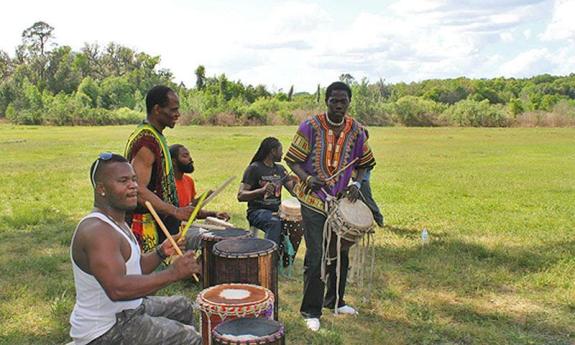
[499,48,553,76]
[0,0,573,92]
[541,0,575,41]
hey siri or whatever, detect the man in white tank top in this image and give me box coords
[69,153,202,345]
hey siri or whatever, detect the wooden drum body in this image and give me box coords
[279,198,304,267]
[212,238,279,319]
[212,318,284,345]
[326,198,374,255]
[201,228,251,288]
[197,283,274,345]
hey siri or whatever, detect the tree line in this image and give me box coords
[1,22,574,127]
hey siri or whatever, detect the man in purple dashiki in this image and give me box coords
[284,81,376,331]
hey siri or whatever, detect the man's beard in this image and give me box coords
[178,161,194,173]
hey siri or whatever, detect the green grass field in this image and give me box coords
[0,124,574,345]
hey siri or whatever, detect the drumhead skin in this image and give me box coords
[338,198,374,228]
[198,283,273,308]
[213,238,277,258]
[212,318,284,343]
[201,228,251,241]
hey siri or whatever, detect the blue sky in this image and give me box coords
[1,0,574,92]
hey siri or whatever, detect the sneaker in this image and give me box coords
[304,318,320,331]
[335,305,358,315]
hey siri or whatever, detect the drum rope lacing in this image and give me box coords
[321,189,375,314]
[197,285,274,345]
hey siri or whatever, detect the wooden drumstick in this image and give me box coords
[145,201,199,282]
[202,176,236,206]
[179,191,208,240]
[325,158,359,181]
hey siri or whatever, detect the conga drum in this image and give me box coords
[279,198,304,267]
[212,238,279,319]
[212,318,284,345]
[201,228,252,288]
[197,283,274,345]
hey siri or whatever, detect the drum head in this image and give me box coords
[213,238,276,258]
[338,198,374,228]
[198,283,271,307]
[201,228,250,241]
[213,318,283,341]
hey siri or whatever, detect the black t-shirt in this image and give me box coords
[242,161,288,213]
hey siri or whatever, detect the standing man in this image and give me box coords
[125,85,193,252]
[285,82,376,331]
[238,137,296,246]
[358,129,384,227]
[70,153,201,345]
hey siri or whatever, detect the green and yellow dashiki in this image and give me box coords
[284,113,375,214]
[125,122,179,252]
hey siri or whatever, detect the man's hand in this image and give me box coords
[345,184,360,202]
[160,234,186,254]
[307,176,325,191]
[169,251,201,280]
[174,206,194,221]
[215,212,230,221]
[261,182,276,199]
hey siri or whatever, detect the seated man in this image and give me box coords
[237,137,295,246]
[169,144,230,220]
[69,153,202,345]
[170,144,230,250]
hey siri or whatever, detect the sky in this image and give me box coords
[1,0,574,92]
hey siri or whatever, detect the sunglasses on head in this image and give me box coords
[91,152,113,188]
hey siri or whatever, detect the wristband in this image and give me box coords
[351,181,361,189]
[305,175,313,184]
[155,245,168,260]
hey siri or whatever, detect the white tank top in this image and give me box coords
[69,212,143,345]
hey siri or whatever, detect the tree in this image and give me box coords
[339,73,355,85]
[195,65,206,90]
[287,85,294,101]
[21,21,55,57]
[0,50,11,80]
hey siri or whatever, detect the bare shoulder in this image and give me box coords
[74,217,120,249]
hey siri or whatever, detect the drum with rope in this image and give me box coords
[212,317,284,345]
[212,238,279,319]
[278,198,304,268]
[197,283,274,345]
[201,228,252,288]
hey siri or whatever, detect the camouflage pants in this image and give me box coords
[88,295,201,345]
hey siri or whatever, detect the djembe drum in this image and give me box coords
[278,198,304,268]
[212,318,285,345]
[325,197,374,255]
[197,283,274,345]
[201,228,252,288]
[212,238,279,319]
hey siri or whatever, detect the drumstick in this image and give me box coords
[325,158,359,181]
[202,176,236,206]
[145,201,199,282]
[179,191,208,240]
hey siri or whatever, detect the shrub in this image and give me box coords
[441,100,509,127]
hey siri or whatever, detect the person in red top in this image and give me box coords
[169,144,229,220]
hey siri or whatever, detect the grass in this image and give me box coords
[0,124,574,345]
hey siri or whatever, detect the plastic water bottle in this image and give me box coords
[421,227,429,246]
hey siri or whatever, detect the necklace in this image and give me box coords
[325,113,345,127]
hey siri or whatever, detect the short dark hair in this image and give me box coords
[169,144,185,160]
[89,153,128,188]
[325,81,352,102]
[146,85,175,116]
